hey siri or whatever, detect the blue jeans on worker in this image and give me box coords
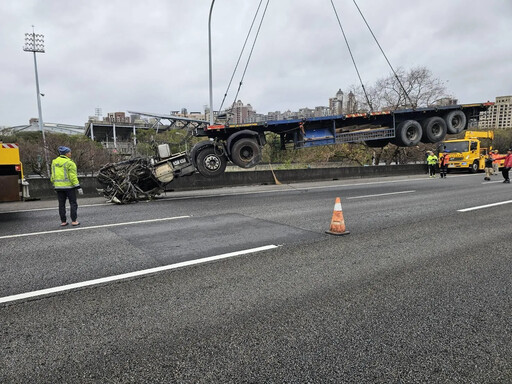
[56,189,78,222]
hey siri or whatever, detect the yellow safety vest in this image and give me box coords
[427,155,438,165]
[50,155,80,189]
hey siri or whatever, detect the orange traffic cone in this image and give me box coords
[325,197,350,236]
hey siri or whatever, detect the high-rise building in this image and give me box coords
[346,91,357,113]
[329,89,344,115]
[479,96,512,129]
[229,100,255,124]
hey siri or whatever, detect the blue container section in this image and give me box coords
[303,127,336,147]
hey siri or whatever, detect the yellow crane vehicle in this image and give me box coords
[438,130,503,173]
[0,142,30,202]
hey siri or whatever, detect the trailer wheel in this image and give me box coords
[393,120,422,146]
[445,110,467,134]
[196,146,227,177]
[469,160,479,173]
[421,116,447,143]
[231,138,261,168]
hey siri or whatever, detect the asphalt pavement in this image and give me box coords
[1,173,511,383]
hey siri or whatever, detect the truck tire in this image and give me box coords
[195,146,227,177]
[393,120,422,146]
[231,138,261,168]
[445,110,467,134]
[469,160,479,173]
[421,116,447,143]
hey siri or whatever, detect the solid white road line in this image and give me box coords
[457,200,512,212]
[0,245,279,304]
[0,216,190,240]
[346,190,415,200]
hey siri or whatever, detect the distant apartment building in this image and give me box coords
[345,91,357,113]
[328,89,357,115]
[314,106,331,117]
[298,107,314,119]
[229,100,255,124]
[171,109,206,121]
[329,89,344,115]
[478,96,512,129]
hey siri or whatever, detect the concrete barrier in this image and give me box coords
[25,164,427,200]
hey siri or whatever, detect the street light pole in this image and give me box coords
[23,27,50,176]
[208,0,215,126]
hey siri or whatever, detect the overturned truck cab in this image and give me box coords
[97,144,195,204]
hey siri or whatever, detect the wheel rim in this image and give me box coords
[240,146,254,161]
[432,123,441,136]
[204,154,220,171]
[407,126,420,141]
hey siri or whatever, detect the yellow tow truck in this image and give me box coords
[0,142,30,202]
[438,130,503,173]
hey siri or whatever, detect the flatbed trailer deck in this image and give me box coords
[200,103,491,148]
[129,102,491,178]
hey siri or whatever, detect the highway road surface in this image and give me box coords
[1,172,511,383]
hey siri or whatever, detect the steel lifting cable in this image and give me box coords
[229,0,271,114]
[217,0,266,115]
[352,0,415,108]
[330,0,374,112]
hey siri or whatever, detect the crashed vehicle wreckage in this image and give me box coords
[97,143,197,204]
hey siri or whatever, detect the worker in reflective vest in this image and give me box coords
[426,151,438,178]
[491,150,500,175]
[439,151,450,179]
[50,146,83,226]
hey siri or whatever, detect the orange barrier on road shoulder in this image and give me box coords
[325,197,350,236]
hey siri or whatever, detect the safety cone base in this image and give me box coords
[325,229,350,236]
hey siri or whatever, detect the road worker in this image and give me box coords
[495,148,512,183]
[491,150,500,175]
[50,146,83,226]
[439,150,450,179]
[426,151,438,178]
[484,154,493,181]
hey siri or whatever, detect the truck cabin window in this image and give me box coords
[442,142,469,153]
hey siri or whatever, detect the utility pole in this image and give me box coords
[208,0,215,126]
[23,26,50,176]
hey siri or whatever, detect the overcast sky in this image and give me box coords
[1,0,511,127]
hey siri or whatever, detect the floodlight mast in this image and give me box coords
[23,27,50,176]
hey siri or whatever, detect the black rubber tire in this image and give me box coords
[393,120,422,146]
[364,139,390,148]
[421,116,447,143]
[445,110,467,134]
[195,146,227,177]
[469,160,479,173]
[231,138,262,168]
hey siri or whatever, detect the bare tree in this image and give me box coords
[350,66,451,112]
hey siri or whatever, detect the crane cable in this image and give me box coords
[330,0,374,112]
[352,0,415,109]
[228,0,271,117]
[217,0,266,115]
